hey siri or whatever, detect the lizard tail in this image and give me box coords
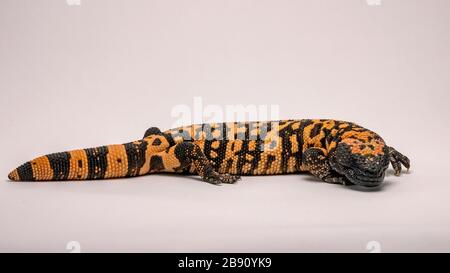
[8,140,149,181]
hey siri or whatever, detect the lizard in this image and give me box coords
[7,119,410,187]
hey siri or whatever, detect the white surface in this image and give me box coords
[1,0,450,252]
[1,170,449,252]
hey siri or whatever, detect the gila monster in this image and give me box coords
[7,119,410,187]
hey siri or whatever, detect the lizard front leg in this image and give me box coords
[302,147,348,185]
[388,147,410,176]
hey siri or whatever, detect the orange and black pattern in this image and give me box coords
[8,119,410,187]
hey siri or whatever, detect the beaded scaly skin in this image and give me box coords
[8,119,410,187]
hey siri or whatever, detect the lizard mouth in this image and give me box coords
[344,171,386,187]
[336,165,388,187]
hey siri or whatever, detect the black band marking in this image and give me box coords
[124,141,148,177]
[47,152,71,180]
[17,162,34,181]
[85,146,109,180]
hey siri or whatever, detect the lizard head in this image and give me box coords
[330,137,390,187]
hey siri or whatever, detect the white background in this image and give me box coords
[1,0,449,252]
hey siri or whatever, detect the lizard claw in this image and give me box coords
[203,172,240,185]
[388,147,410,176]
[323,176,347,185]
[218,173,241,184]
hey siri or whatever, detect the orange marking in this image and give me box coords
[210,150,218,158]
[211,140,220,149]
[287,157,297,172]
[104,144,129,179]
[139,136,171,175]
[8,169,20,181]
[341,138,385,156]
[290,135,298,153]
[160,147,182,172]
[248,141,256,151]
[219,140,242,173]
[67,149,89,180]
[30,155,53,180]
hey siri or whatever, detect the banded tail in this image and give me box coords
[8,140,150,181]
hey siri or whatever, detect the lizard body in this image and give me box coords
[8,119,410,187]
